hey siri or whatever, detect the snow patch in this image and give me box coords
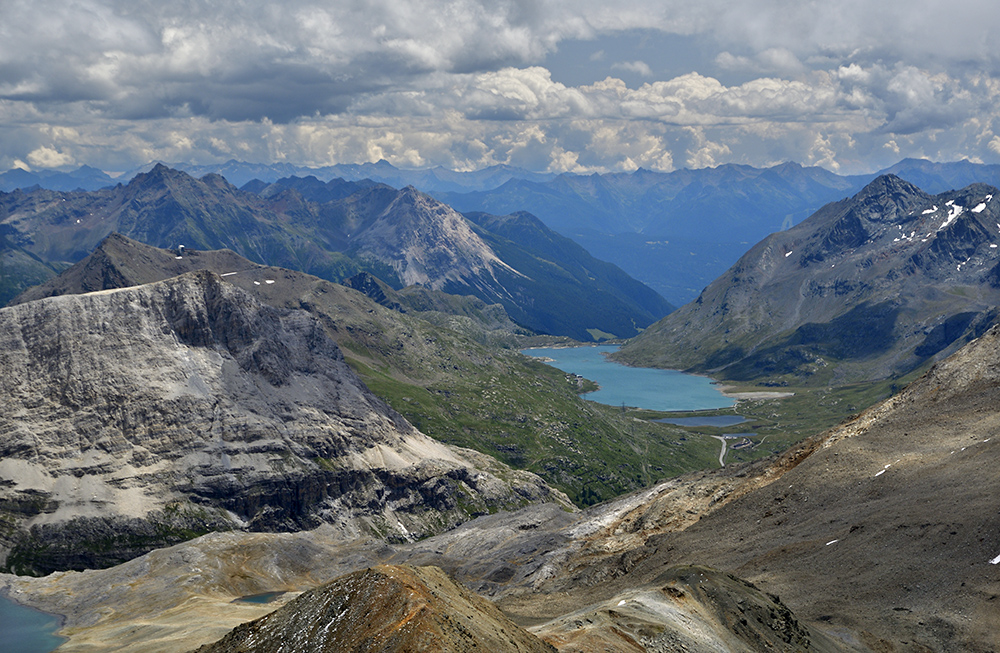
[220,272,238,277]
[939,204,964,231]
[265,280,275,284]
[991,554,1000,565]
[785,251,793,257]
[826,539,839,546]
[923,206,938,215]
[973,203,987,213]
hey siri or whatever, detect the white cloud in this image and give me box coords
[612,60,653,77]
[716,48,804,76]
[27,146,75,168]
[685,127,732,168]
[3,1,1000,173]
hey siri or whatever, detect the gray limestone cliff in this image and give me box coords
[0,270,567,574]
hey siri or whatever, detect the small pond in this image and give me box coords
[233,591,286,604]
[0,594,66,653]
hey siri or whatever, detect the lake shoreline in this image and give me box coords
[522,344,735,412]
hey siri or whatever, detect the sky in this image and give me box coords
[3,0,1000,175]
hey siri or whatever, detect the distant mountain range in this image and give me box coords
[10,157,1000,306]
[614,174,1000,385]
[0,165,119,192]
[0,164,671,340]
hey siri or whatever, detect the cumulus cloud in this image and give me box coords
[27,146,75,168]
[716,48,804,76]
[612,60,653,77]
[4,0,1000,173]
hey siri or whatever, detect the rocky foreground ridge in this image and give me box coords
[0,270,567,574]
[194,564,557,653]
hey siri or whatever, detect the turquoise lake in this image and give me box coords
[521,345,734,412]
[0,595,66,653]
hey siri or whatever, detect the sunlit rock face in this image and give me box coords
[0,270,565,574]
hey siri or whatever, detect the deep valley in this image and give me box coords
[0,162,998,652]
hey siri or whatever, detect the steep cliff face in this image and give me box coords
[0,271,566,574]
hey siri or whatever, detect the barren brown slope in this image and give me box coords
[593,324,1000,651]
[194,564,556,653]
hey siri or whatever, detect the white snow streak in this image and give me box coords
[785,251,793,257]
[973,203,987,213]
[990,554,1000,565]
[826,539,839,546]
[220,272,238,277]
[923,206,939,215]
[939,203,964,231]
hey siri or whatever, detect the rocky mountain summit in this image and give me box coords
[616,175,1000,383]
[195,565,556,653]
[0,270,566,574]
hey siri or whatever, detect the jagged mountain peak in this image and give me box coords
[3,167,670,341]
[131,162,187,187]
[855,172,923,198]
[125,164,239,198]
[350,185,521,289]
[617,178,1000,383]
